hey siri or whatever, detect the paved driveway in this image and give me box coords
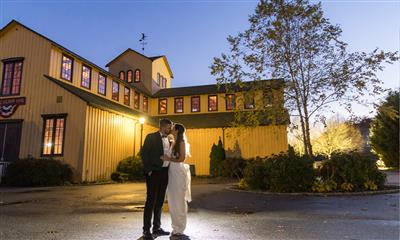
[1,180,399,240]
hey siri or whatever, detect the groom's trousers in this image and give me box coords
[143,167,169,232]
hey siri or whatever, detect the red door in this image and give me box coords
[0,120,23,162]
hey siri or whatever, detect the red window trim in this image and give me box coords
[1,58,24,96]
[208,95,218,112]
[81,64,92,89]
[40,113,67,157]
[191,96,201,112]
[60,54,74,82]
[158,98,167,114]
[174,97,184,113]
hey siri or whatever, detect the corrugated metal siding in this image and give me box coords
[0,23,87,176]
[49,47,148,113]
[82,106,157,181]
[184,125,288,175]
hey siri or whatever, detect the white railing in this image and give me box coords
[0,161,11,183]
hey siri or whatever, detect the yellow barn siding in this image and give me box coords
[184,125,287,175]
[49,47,150,113]
[107,50,153,94]
[149,93,236,117]
[1,21,289,182]
[185,128,224,175]
[82,106,157,181]
[148,91,279,117]
[152,58,172,88]
[0,23,87,176]
[224,125,288,158]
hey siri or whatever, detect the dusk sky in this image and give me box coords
[1,0,399,118]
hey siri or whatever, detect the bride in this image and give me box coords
[160,123,192,238]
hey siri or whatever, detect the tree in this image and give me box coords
[209,138,226,176]
[370,90,399,168]
[312,118,364,157]
[210,0,398,156]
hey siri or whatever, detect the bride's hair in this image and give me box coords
[173,123,191,157]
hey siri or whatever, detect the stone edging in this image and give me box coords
[225,185,400,196]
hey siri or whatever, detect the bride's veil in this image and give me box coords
[183,132,191,158]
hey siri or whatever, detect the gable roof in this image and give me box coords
[152,111,284,129]
[153,112,237,129]
[0,20,150,97]
[44,75,157,125]
[105,48,151,67]
[105,48,174,78]
[153,79,284,97]
[148,56,163,61]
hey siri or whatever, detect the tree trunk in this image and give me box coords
[304,114,313,156]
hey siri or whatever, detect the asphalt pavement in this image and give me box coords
[0,177,399,240]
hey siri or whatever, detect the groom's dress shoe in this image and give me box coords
[142,231,154,240]
[153,228,170,236]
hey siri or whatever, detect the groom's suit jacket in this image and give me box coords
[140,131,164,174]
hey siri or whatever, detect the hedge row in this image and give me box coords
[240,151,386,193]
[2,158,74,187]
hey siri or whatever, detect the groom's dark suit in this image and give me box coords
[140,131,169,233]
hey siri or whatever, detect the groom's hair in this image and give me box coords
[159,118,172,128]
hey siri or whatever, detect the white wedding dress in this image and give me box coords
[166,146,192,235]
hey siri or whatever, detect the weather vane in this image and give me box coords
[139,33,147,54]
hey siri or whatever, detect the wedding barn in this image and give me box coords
[0,20,288,181]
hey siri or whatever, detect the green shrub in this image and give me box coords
[220,157,247,179]
[370,90,399,168]
[312,179,338,193]
[3,158,74,186]
[209,139,226,177]
[339,182,354,192]
[243,158,269,190]
[265,153,315,193]
[110,172,129,182]
[320,151,386,190]
[238,178,248,189]
[243,153,315,192]
[115,155,144,181]
[363,180,378,191]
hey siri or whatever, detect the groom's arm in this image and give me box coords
[140,133,152,174]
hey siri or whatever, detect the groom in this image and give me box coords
[140,118,173,240]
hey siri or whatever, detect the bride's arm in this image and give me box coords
[160,141,186,162]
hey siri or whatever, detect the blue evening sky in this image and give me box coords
[1,0,399,118]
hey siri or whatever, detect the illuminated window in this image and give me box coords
[244,94,255,109]
[112,80,119,101]
[134,91,140,109]
[134,69,141,82]
[191,96,200,112]
[81,65,91,89]
[61,54,73,81]
[174,97,184,113]
[143,96,148,112]
[41,114,67,156]
[124,87,130,105]
[208,95,218,112]
[127,70,133,83]
[98,73,106,95]
[157,73,161,85]
[1,58,23,96]
[159,98,167,114]
[226,94,235,110]
[119,71,125,81]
